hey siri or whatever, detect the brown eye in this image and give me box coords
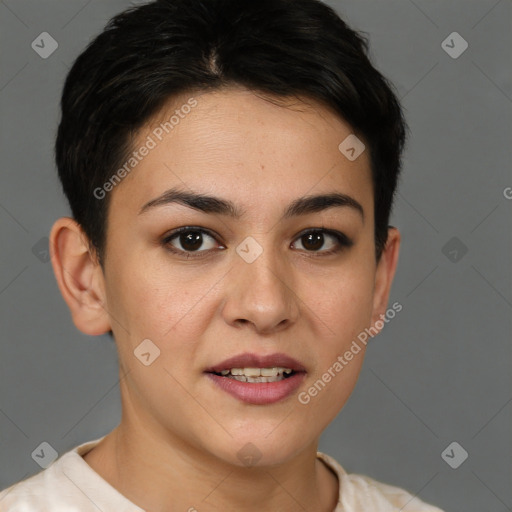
[162,226,352,259]
[163,227,220,257]
[175,230,205,251]
[300,231,326,251]
[292,229,352,255]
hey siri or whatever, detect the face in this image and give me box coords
[94,87,393,466]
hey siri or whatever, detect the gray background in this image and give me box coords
[0,1,510,510]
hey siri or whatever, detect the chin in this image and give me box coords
[207,427,310,468]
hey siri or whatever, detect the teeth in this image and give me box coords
[243,367,261,377]
[217,367,294,380]
[230,374,285,383]
[261,368,278,377]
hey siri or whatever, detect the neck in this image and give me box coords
[83,419,339,512]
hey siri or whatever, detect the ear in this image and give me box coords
[49,217,111,336]
[370,226,401,333]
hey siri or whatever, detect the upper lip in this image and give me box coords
[205,352,307,373]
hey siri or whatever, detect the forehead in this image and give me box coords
[110,87,373,220]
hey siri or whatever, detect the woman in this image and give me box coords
[0,0,444,510]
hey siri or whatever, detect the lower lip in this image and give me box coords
[205,372,306,405]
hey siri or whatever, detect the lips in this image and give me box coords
[204,352,307,405]
[204,352,307,373]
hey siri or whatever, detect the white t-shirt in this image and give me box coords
[0,436,444,511]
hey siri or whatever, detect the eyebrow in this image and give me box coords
[139,187,364,222]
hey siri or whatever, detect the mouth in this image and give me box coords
[204,352,307,405]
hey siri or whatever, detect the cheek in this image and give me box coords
[298,274,374,432]
[104,254,225,383]
[104,250,206,336]
[300,256,375,414]
[312,259,376,347]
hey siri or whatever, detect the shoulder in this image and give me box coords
[317,452,445,512]
[0,463,71,512]
[341,472,445,512]
[0,437,106,512]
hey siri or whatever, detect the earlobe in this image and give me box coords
[370,227,401,333]
[49,217,112,336]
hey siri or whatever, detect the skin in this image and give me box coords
[50,86,400,512]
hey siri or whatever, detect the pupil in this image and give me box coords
[303,231,323,251]
[181,231,202,251]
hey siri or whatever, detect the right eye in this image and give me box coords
[162,226,223,258]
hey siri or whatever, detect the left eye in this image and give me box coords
[162,227,351,258]
[292,229,349,254]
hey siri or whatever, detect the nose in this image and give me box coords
[221,239,300,335]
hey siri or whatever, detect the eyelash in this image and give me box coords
[161,226,353,259]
